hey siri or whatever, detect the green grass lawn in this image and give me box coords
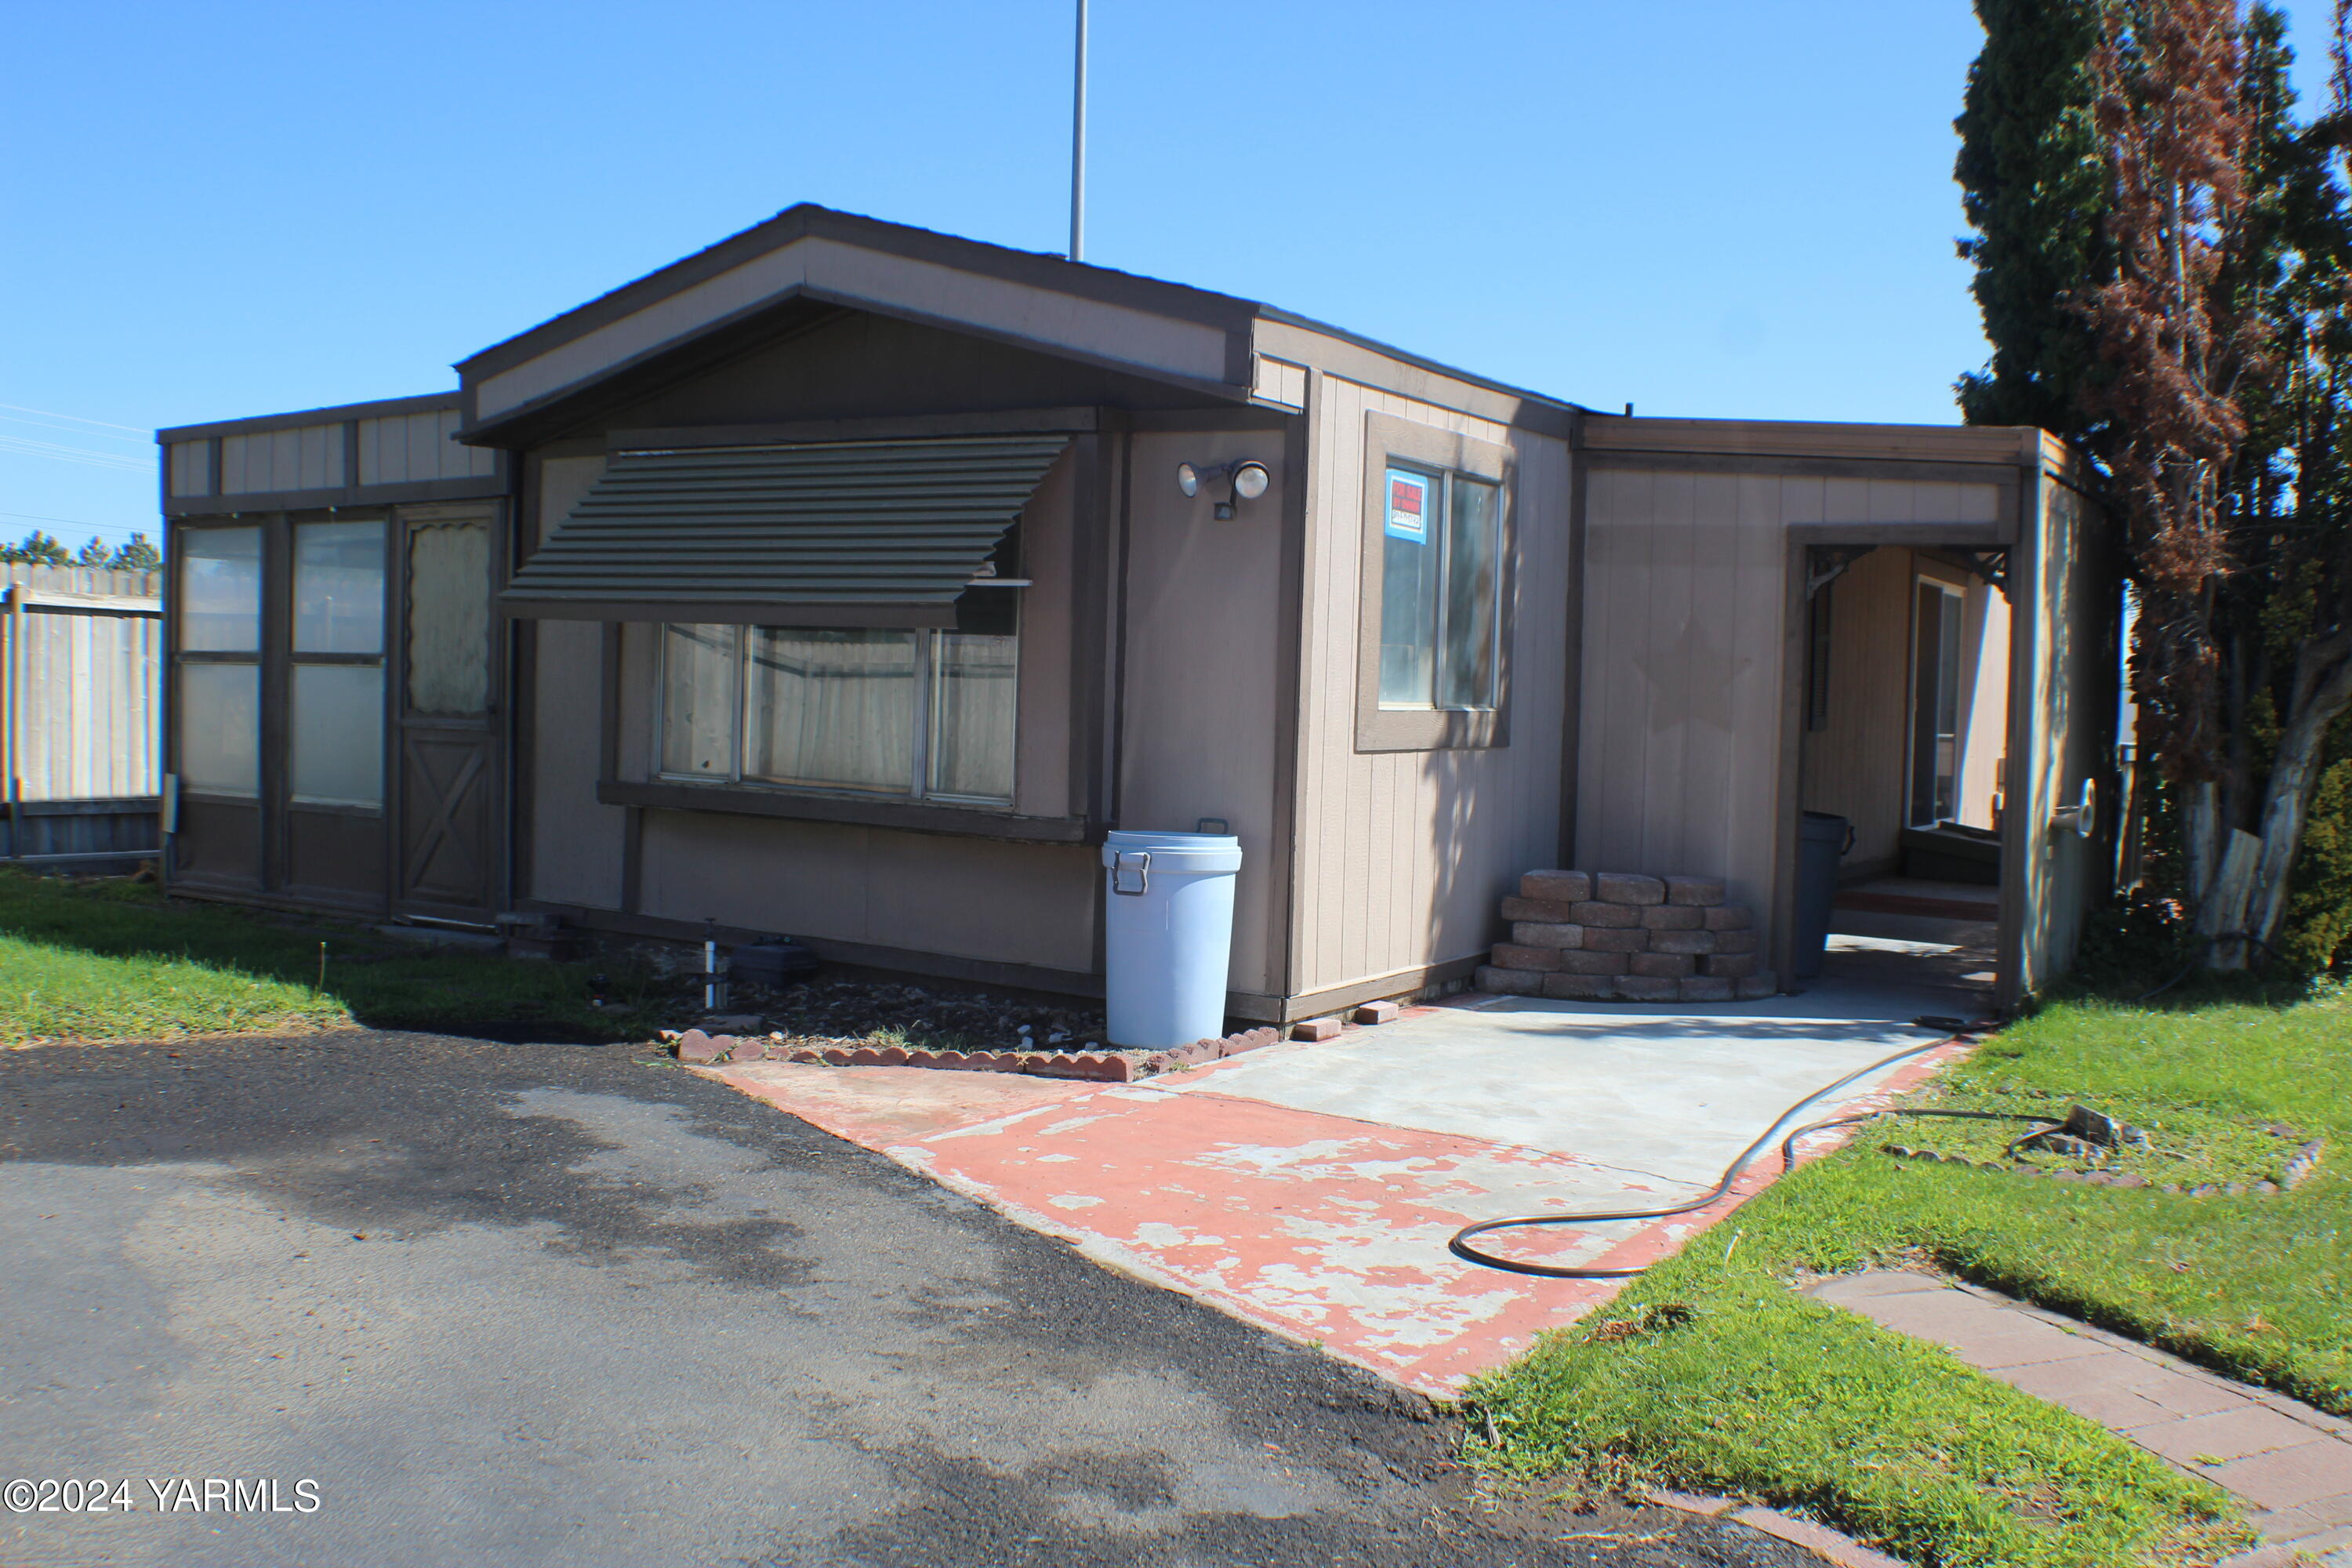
[0,870,663,1044]
[1468,992,2352,1568]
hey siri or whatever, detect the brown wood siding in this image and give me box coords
[358,408,499,485]
[600,311,1221,434]
[1581,471,2011,951]
[1579,470,1787,913]
[634,810,1097,972]
[1011,455,1075,821]
[1116,430,1287,996]
[1287,377,1573,1000]
[528,618,627,909]
[219,423,343,495]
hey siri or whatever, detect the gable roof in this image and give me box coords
[454,204,1581,445]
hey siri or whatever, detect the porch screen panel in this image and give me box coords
[289,520,386,811]
[294,521,387,654]
[407,521,492,716]
[176,663,260,797]
[291,664,386,807]
[181,528,261,651]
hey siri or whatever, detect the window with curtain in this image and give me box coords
[659,595,1018,805]
[1377,466,1501,710]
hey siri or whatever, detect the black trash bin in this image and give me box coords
[1793,811,1853,980]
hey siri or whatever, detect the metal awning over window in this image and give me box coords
[499,435,1069,626]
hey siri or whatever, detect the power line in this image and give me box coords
[0,508,146,535]
[0,411,151,446]
[0,434,156,472]
[0,401,148,434]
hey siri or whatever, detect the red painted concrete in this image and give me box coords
[702,1038,1971,1396]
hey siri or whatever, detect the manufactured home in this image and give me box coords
[155,205,2115,1017]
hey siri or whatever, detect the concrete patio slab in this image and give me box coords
[706,978,1973,1397]
[1156,996,1958,1183]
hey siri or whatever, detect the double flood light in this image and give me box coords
[1176,459,1272,519]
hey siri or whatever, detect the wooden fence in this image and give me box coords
[1,563,162,864]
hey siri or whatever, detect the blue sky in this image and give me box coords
[3,2,2341,551]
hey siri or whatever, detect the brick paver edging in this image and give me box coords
[1814,1271,2352,1565]
[668,1024,1287,1083]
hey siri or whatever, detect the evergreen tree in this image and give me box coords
[1954,0,2114,441]
[0,531,71,566]
[74,535,111,566]
[108,533,161,571]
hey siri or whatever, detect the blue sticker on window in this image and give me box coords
[1385,469,1429,543]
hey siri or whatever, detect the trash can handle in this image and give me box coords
[1842,823,1857,855]
[1111,850,1152,895]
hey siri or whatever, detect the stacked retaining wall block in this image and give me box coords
[1475,870,1777,1003]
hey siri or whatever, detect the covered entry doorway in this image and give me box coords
[1787,454,2118,1016]
[1798,542,2010,1011]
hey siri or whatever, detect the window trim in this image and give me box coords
[1354,411,1515,753]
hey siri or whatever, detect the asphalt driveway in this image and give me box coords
[0,1030,1829,1567]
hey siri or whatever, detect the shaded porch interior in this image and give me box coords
[1799,542,2009,1013]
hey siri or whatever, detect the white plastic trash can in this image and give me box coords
[1101,828,1243,1048]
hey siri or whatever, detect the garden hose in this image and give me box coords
[1448,1036,2065,1280]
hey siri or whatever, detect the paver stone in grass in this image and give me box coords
[2103,1361,2262,1420]
[2130,1407,2335,1468]
[2209,1443,2352,1512]
[1811,1272,1950,1303]
[1992,1357,2189,1432]
[1846,1290,2107,1370]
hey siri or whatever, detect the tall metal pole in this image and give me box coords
[1069,0,1088,261]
